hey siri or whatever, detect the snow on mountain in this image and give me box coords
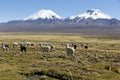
[24,9,62,20]
[69,9,112,20]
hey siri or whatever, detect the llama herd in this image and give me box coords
[1,42,88,58]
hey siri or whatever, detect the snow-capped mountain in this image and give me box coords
[68,9,112,20]
[24,9,62,20]
[1,9,120,32]
[64,9,120,26]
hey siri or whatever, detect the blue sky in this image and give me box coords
[0,0,120,22]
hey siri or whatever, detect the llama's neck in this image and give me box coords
[40,44,43,47]
[66,44,69,48]
[2,44,6,48]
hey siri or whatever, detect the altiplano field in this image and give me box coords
[0,33,120,80]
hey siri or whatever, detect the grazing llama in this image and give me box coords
[20,44,27,52]
[66,43,75,58]
[2,43,9,52]
[39,43,51,53]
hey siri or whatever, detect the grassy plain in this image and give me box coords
[0,32,120,80]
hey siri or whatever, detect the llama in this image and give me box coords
[2,43,9,52]
[39,43,51,53]
[20,44,27,52]
[12,42,19,48]
[66,43,75,58]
